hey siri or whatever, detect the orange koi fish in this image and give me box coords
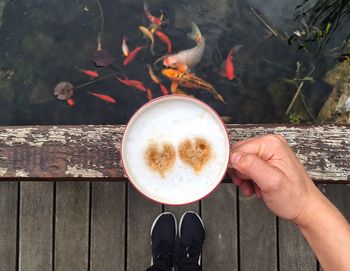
[116,76,147,92]
[88,91,116,104]
[155,31,172,53]
[75,66,99,78]
[221,45,243,80]
[159,83,169,95]
[67,98,75,107]
[144,1,163,26]
[147,64,161,84]
[162,68,226,103]
[122,35,129,57]
[123,46,144,66]
[147,88,153,100]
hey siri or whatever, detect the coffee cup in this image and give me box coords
[121,95,230,205]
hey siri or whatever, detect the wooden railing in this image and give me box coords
[0,124,349,182]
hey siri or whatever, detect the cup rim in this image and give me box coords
[121,94,230,205]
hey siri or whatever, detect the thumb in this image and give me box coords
[230,152,282,192]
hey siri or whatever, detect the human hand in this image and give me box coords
[229,134,321,224]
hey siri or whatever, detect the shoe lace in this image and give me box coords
[177,239,202,267]
[154,240,174,265]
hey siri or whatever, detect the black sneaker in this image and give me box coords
[150,212,177,271]
[177,211,205,270]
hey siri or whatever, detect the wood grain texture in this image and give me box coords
[0,182,17,271]
[19,182,53,271]
[90,182,126,271]
[318,184,350,271]
[55,182,90,271]
[0,124,348,181]
[202,184,238,271]
[239,193,277,271]
[278,219,317,271]
[127,184,162,270]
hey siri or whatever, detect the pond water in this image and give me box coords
[0,0,348,125]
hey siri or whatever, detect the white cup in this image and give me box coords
[121,95,230,205]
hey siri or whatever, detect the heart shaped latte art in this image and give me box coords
[178,137,212,173]
[144,143,176,178]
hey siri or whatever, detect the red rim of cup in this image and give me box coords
[121,95,230,206]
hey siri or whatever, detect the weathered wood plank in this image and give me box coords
[90,182,125,271]
[321,184,350,221]
[0,124,348,181]
[55,182,89,271]
[0,182,17,271]
[127,184,162,270]
[202,184,238,271]
[278,219,317,271]
[164,202,199,222]
[239,193,277,271]
[318,184,350,271]
[19,182,53,271]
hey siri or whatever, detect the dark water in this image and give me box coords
[0,0,347,125]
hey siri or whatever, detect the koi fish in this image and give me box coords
[159,83,169,95]
[155,31,172,53]
[147,64,161,84]
[155,22,205,70]
[88,91,116,104]
[221,45,243,80]
[122,35,129,57]
[143,1,163,26]
[147,88,153,100]
[123,46,144,66]
[139,25,155,55]
[172,88,194,97]
[162,68,226,103]
[75,66,99,78]
[116,76,147,92]
[67,98,75,107]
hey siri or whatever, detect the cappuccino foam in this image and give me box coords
[123,98,229,204]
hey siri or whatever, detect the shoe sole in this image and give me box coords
[178,211,204,267]
[150,212,177,270]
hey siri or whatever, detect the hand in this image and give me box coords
[229,134,321,223]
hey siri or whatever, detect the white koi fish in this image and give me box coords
[155,22,205,70]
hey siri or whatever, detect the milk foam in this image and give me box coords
[123,98,229,204]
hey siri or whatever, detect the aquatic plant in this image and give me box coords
[284,61,316,122]
[292,0,350,51]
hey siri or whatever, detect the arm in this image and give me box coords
[229,135,350,271]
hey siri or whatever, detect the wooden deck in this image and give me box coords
[0,124,349,270]
[0,181,349,270]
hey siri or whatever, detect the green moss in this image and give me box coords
[324,62,350,86]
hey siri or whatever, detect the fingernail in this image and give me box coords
[231,153,241,166]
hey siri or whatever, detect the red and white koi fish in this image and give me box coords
[155,31,172,53]
[123,46,145,66]
[116,76,147,92]
[88,91,116,104]
[221,45,243,80]
[75,66,99,78]
[143,1,163,26]
[155,22,205,70]
[122,35,129,57]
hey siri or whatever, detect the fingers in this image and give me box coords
[231,134,289,161]
[230,151,283,192]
